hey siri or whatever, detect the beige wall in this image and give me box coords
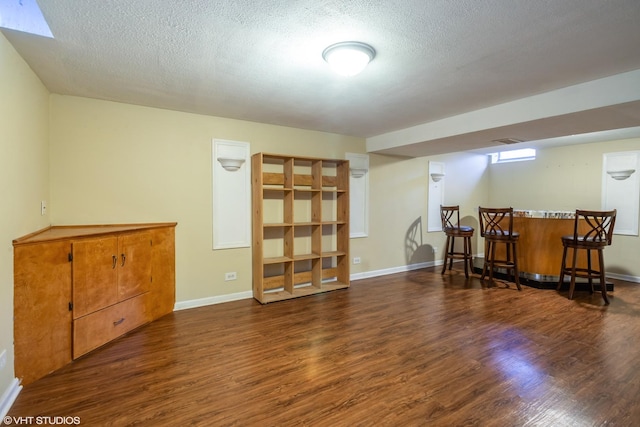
[49,95,366,303]
[0,34,50,393]
[488,139,640,278]
[49,95,491,302]
[353,151,489,273]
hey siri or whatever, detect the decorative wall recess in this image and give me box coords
[427,161,445,232]
[212,139,251,249]
[602,151,640,236]
[346,153,369,238]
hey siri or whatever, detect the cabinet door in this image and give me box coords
[72,236,119,319]
[14,241,72,386]
[148,227,176,319]
[118,232,152,300]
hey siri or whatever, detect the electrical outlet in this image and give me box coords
[0,349,6,370]
[353,257,361,265]
[40,200,47,216]
[225,272,237,281]
[433,247,438,254]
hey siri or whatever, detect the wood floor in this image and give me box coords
[9,267,640,426]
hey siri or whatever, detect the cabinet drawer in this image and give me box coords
[73,292,150,359]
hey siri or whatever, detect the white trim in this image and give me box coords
[427,161,445,232]
[174,290,253,311]
[212,139,251,249]
[172,261,445,310]
[0,378,22,418]
[350,260,442,281]
[346,153,370,238]
[602,151,640,236]
[606,272,640,284]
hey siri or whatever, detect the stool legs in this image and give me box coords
[441,234,473,278]
[481,240,491,281]
[557,245,610,305]
[441,235,451,275]
[569,245,578,300]
[481,239,521,290]
[510,241,521,291]
[557,245,568,292]
[598,250,610,304]
[463,236,472,277]
[448,236,455,271]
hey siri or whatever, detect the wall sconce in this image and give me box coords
[607,169,636,180]
[350,168,367,178]
[430,172,445,182]
[217,157,245,172]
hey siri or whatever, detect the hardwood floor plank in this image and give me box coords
[8,267,640,426]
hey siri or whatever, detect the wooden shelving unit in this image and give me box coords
[252,153,349,303]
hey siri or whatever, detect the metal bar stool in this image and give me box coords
[557,209,616,304]
[440,205,474,278]
[478,207,521,290]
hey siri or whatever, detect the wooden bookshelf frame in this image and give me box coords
[252,153,349,303]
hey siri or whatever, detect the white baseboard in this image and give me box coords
[0,378,21,418]
[174,290,253,311]
[607,272,640,283]
[350,260,442,281]
[173,261,444,311]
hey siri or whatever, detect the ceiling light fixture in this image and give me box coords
[322,41,376,77]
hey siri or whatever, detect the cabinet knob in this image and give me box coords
[112,255,117,269]
[113,318,125,327]
[121,253,126,267]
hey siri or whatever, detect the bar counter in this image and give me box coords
[486,210,605,288]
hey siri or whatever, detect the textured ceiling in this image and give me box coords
[3,0,640,156]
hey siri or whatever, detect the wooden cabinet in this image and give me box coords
[252,153,349,303]
[70,231,153,358]
[13,223,176,385]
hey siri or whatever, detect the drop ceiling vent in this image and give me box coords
[492,138,525,145]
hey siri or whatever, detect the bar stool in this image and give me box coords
[557,209,616,304]
[440,205,474,278]
[478,207,521,290]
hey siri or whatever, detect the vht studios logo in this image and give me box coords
[3,416,81,425]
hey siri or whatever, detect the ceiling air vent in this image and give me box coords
[492,138,525,145]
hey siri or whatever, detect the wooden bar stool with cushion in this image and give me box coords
[478,207,521,290]
[440,205,474,278]
[557,209,616,304]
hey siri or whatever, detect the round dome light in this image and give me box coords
[322,42,376,77]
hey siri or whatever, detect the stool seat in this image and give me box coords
[560,235,607,247]
[484,231,519,240]
[557,209,616,304]
[440,205,474,278]
[444,225,474,235]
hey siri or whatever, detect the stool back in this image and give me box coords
[572,209,617,245]
[478,207,514,238]
[440,205,460,230]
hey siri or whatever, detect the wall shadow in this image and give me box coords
[405,217,435,265]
